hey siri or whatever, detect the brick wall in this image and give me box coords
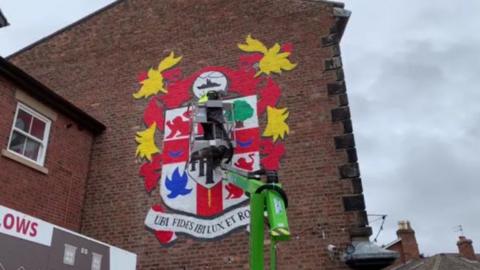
[457,236,476,261]
[0,76,94,231]
[385,221,421,268]
[10,0,369,268]
[396,227,420,263]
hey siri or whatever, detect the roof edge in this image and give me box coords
[0,57,105,135]
[333,7,351,41]
[302,0,345,8]
[383,238,402,249]
[6,0,124,59]
[302,1,350,41]
[323,0,345,8]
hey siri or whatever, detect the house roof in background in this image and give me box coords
[0,57,105,135]
[384,238,402,249]
[393,254,480,270]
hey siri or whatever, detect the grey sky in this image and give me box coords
[342,0,480,255]
[0,0,115,56]
[0,0,478,256]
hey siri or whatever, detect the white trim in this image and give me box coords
[7,103,51,167]
[1,149,49,174]
[15,90,57,121]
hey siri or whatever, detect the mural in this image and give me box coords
[133,35,297,244]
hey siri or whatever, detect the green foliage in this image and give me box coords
[231,100,254,122]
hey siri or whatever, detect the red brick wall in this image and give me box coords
[0,76,94,231]
[386,241,405,268]
[396,228,420,263]
[10,0,368,268]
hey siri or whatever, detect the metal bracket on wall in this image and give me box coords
[0,9,8,28]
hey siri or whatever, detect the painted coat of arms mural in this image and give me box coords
[133,35,297,244]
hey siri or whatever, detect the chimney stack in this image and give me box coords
[396,220,420,263]
[457,236,476,261]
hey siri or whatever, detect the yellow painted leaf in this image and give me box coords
[277,58,297,71]
[135,123,159,161]
[238,34,268,54]
[158,52,182,72]
[239,35,297,77]
[133,68,165,99]
[269,43,281,55]
[275,52,291,59]
[133,52,182,99]
[257,46,297,77]
[263,106,290,142]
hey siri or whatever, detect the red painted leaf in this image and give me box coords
[137,71,148,82]
[143,97,165,131]
[238,53,263,73]
[260,139,285,170]
[257,78,281,115]
[281,42,294,53]
[159,77,192,109]
[162,67,183,83]
[140,154,162,192]
[228,68,260,96]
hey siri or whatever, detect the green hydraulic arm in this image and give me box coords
[221,165,290,270]
[190,92,291,269]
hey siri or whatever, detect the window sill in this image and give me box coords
[1,149,49,175]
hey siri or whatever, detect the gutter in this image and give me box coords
[0,57,105,135]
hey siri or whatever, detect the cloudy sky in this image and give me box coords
[342,0,480,255]
[1,0,478,256]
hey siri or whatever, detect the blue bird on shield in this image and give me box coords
[165,167,192,199]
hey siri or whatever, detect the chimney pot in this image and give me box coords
[398,220,412,231]
[457,236,476,261]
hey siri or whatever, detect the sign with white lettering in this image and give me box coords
[0,205,53,246]
[0,205,136,270]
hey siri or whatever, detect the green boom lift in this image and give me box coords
[189,91,290,270]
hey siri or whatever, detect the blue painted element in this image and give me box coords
[237,138,254,148]
[165,167,192,199]
[168,150,184,158]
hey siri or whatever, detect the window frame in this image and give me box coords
[7,102,52,166]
